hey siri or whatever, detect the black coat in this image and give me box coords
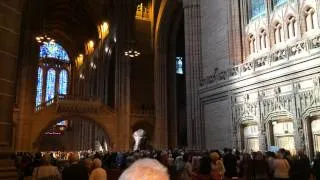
[62,163,89,180]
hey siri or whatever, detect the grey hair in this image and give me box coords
[119,158,169,180]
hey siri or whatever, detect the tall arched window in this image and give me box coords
[36,67,43,106]
[274,23,283,44]
[249,34,256,54]
[287,16,296,39]
[59,70,68,95]
[259,29,267,50]
[45,69,56,101]
[305,7,316,32]
[251,0,266,18]
[35,41,70,109]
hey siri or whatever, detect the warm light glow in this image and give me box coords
[85,40,95,55]
[75,54,84,69]
[35,35,55,44]
[90,61,97,70]
[124,49,141,58]
[98,22,110,40]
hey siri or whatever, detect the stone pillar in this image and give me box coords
[114,1,134,151]
[183,0,203,149]
[0,1,22,178]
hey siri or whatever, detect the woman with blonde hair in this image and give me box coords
[210,152,225,180]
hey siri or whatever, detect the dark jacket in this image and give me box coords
[62,163,89,180]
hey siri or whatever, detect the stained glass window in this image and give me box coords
[251,0,266,18]
[45,69,56,101]
[59,69,68,95]
[176,57,183,74]
[36,67,43,106]
[40,42,70,62]
[273,0,287,7]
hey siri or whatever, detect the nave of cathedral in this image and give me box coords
[1,0,320,179]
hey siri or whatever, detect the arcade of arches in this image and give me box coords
[2,0,320,170]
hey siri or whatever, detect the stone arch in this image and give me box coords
[131,121,154,150]
[264,110,296,153]
[237,114,260,152]
[154,0,184,148]
[32,113,115,151]
[300,105,320,158]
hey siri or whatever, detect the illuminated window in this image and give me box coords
[35,42,70,110]
[36,67,43,106]
[176,57,183,74]
[59,69,68,95]
[45,68,56,101]
[40,42,70,62]
[251,0,266,18]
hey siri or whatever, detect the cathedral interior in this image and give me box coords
[1,0,320,175]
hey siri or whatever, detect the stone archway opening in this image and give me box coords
[266,114,296,154]
[304,116,320,158]
[132,129,147,151]
[36,118,110,153]
[240,121,259,153]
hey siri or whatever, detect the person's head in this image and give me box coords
[83,158,93,171]
[68,153,80,164]
[255,151,264,160]
[210,152,220,162]
[119,158,169,180]
[42,154,51,165]
[93,158,102,169]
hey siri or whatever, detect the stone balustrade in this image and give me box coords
[35,95,103,113]
[200,34,320,87]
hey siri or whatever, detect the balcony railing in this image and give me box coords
[35,95,103,113]
[200,34,320,87]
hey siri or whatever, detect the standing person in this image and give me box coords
[289,150,310,180]
[32,154,61,180]
[89,159,107,180]
[312,152,320,180]
[210,152,225,180]
[62,153,89,180]
[252,151,269,180]
[181,153,193,180]
[273,153,290,180]
[223,148,237,179]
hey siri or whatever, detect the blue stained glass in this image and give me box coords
[36,67,43,106]
[59,70,68,95]
[251,0,266,18]
[40,42,70,62]
[45,69,56,101]
[176,57,183,74]
[273,0,287,7]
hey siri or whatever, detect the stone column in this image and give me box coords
[0,1,22,178]
[114,1,135,151]
[183,0,203,149]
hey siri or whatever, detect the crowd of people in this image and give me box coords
[12,148,320,180]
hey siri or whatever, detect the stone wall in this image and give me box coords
[0,0,23,151]
[200,0,230,77]
[204,99,232,150]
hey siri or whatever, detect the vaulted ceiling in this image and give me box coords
[22,0,117,59]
